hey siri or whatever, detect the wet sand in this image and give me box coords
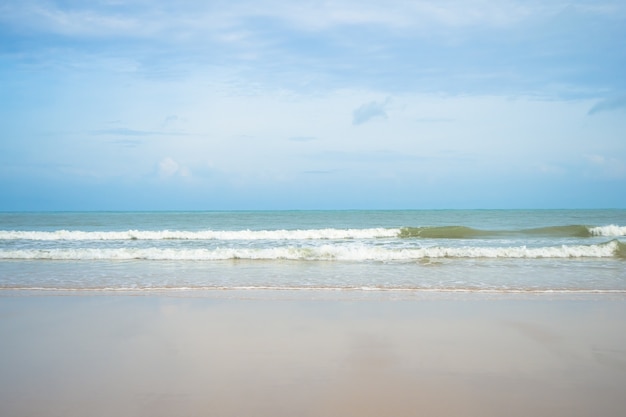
[1,291,626,417]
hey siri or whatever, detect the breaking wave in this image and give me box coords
[0,228,399,241]
[400,224,626,239]
[1,240,622,261]
[0,224,624,241]
[588,225,626,237]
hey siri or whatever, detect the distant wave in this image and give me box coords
[0,224,624,241]
[1,240,622,260]
[0,228,400,241]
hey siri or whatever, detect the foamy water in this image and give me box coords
[0,240,621,260]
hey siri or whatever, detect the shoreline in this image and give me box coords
[3,285,626,294]
[1,291,626,416]
[2,287,626,303]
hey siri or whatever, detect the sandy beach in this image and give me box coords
[1,291,626,417]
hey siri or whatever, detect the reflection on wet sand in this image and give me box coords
[1,292,625,417]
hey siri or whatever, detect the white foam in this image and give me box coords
[0,228,400,241]
[0,241,619,261]
[3,225,623,241]
[588,225,626,237]
[3,286,625,294]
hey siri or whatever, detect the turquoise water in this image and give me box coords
[0,210,624,293]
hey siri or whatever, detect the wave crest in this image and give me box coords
[589,225,626,237]
[400,224,626,239]
[399,226,491,239]
[1,224,624,241]
[0,228,400,241]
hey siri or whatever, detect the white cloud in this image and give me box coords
[586,154,626,179]
[289,136,317,142]
[158,157,179,177]
[228,0,557,32]
[538,163,566,176]
[158,157,192,178]
[3,0,624,101]
[18,3,145,37]
[1,1,594,40]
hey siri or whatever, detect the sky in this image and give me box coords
[1,0,625,210]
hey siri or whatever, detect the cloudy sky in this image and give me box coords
[1,0,625,210]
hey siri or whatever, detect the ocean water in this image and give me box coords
[0,210,625,294]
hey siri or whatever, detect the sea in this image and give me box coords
[0,210,625,294]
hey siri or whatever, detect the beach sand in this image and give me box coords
[1,291,626,417]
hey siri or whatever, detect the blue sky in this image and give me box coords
[1,0,625,210]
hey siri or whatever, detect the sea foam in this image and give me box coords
[588,225,626,237]
[0,241,620,261]
[2,224,623,241]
